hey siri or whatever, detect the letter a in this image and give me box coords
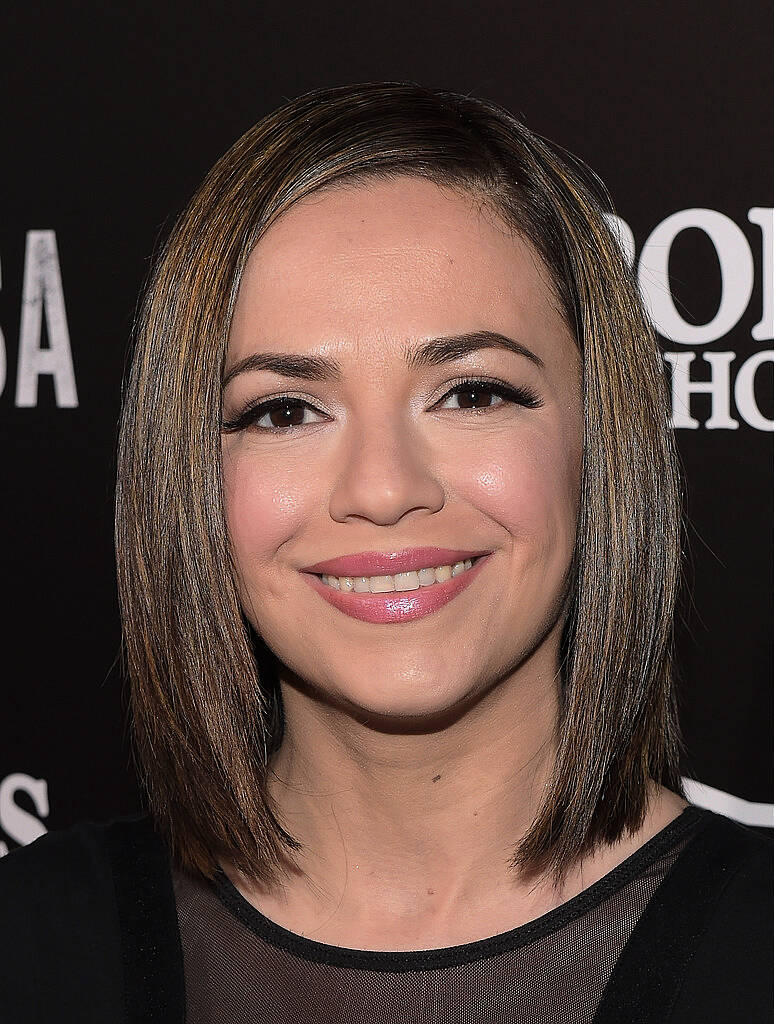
[15,230,78,407]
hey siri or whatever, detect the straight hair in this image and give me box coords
[115,81,686,890]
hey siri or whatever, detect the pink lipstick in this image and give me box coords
[301,547,489,577]
[300,552,492,624]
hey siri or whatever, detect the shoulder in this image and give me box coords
[0,812,158,915]
[682,807,772,915]
[595,808,772,1023]
[648,806,772,944]
[669,810,772,1020]
[0,813,175,1023]
[684,808,772,947]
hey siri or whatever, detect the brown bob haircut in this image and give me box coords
[115,81,686,890]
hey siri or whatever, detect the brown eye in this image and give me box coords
[437,379,543,412]
[445,384,502,410]
[262,401,311,430]
[221,379,543,435]
[221,397,327,434]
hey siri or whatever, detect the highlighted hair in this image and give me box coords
[115,82,685,890]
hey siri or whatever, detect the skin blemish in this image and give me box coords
[432,774,442,783]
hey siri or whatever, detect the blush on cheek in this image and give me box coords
[472,448,578,579]
[473,451,565,527]
[222,451,314,580]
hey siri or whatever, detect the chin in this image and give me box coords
[334,676,485,731]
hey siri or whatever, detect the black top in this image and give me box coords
[0,805,771,1023]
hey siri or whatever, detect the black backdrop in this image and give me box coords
[2,1,772,854]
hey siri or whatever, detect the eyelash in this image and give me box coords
[221,378,543,434]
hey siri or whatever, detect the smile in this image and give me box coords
[317,557,479,593]
[301,554,491,624]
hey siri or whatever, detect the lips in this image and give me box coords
[300,547,491,577]
[302,553,491,624]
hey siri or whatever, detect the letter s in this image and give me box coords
[0,773,49,850]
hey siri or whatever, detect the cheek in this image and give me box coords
[466,430,580,561]
[222,444,312,572]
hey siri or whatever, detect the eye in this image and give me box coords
[221,378,543,435]
[436,378,543,413]
[221,396,326,434]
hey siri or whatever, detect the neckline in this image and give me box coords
[213,804,709,972]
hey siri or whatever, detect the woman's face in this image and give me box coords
[221,176,583,723]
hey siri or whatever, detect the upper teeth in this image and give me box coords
[320,559,475,593]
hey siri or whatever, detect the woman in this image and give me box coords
[1,82,770,1022]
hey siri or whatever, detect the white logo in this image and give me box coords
[2,214,771,428]
[0,773,49,856]
[607,208,773,431]
[0,230,78,408]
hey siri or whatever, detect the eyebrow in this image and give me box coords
[221,330,545,391]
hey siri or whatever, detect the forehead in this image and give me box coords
[229,176,571,368]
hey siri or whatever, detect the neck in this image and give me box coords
[254,655,563,940]
[221,647,687,950]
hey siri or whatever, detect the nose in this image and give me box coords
[327,411,445,526]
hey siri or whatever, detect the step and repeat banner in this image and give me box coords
[1,2,771,853]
